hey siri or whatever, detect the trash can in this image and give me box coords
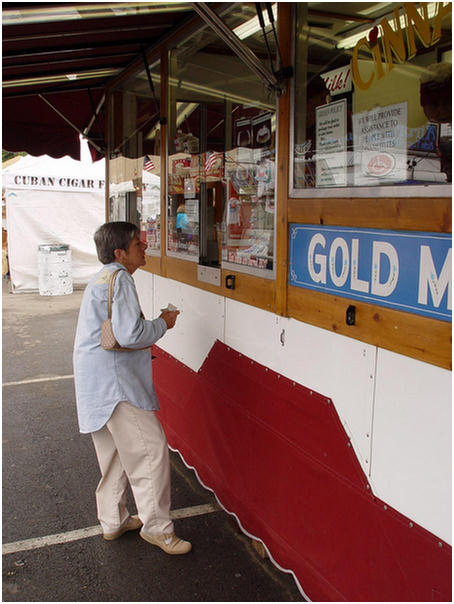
[38,244,73,296]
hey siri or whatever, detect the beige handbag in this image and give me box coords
[100,269,147,351]
[101,270,125,350]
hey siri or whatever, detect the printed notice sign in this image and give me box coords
[185,198,199,222]
[353,101,407,186]
[289,224,452,322]
[316,99,347,187]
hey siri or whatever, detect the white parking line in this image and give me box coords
[3,375,74,387]
[3,503,220,555]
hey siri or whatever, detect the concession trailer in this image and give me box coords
[3,2,452,600]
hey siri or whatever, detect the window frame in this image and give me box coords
[165,45,279,279]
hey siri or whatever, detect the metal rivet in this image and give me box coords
[265,368,268,372]
[409,522,413,528]
[292,382,295,386]
[383,505,387,510]
[438,542,443,548]
[277,375,280,379]
[347,442,351,447]
[366,485,370,490]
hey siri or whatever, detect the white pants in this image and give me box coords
[91,401,174,536]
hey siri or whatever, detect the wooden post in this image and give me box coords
[275,2,293,317]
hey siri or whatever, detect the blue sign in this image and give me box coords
[289,224,452,322]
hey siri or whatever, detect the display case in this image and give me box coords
[167,10,277,277]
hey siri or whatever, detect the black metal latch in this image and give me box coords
[225,275,236,290]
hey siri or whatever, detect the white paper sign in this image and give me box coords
[185,198,199,222]
[315,99,347,187]
[353,102,407,186]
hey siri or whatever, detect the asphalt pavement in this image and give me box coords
[2,278,304,602]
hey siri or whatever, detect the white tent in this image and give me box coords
[3,151,106,292]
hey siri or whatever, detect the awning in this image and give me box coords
[2,2,196,159]
[3,90,107,161]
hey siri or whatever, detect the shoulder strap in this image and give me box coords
[107,268,145,321]
[107,269,122,319]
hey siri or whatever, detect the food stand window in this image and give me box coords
[290,2,452,197]
[167,4,277,276]
[107,62,162,253]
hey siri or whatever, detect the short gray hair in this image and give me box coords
[94,221,140,264]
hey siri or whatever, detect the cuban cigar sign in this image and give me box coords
[4,173,105,193]
[289,224,451,322]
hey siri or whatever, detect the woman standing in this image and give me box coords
[73,221,191,554]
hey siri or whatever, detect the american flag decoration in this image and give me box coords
[143,155,155,172]
[204,151,219,172]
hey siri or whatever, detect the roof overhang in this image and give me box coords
[2,2,197,159]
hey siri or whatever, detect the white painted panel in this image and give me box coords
[225,299,282,372]
[276,317,376,476]
[371,349,452,543]
[151,275,224,372]
[224,299,376,475]
[134,269,155,318]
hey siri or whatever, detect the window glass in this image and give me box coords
[108,65,161,253]
[167,4,277,275]
[292,3,452,194]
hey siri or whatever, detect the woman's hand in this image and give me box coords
[159,310,180,329]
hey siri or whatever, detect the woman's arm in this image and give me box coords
[111,271,171,349]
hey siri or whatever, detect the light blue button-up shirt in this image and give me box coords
[73,262,167,433]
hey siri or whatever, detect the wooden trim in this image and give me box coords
[158,256,275,312]
[288,285,451,370]
[220,269,275,312]
[163,256,200,289]
[144,254,161,274]
[275,2,292,317]
[288,197,452,233]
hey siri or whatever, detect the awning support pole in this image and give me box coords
[190,2,282,94]
[38,93,104,153]
[255,2,276,75]
[84,92,106,137]
[140,45,166,125]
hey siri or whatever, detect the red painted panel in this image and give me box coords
[153,341,451,602]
